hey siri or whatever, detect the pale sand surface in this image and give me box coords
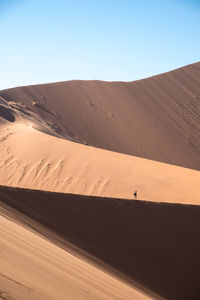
[0,122,199,204]
[0,211,152,300]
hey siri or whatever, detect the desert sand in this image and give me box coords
[0,121,200,204]
[0,62,200,170]
[1,186,200,300]
[0,63,200,300]
[0,198,152,300]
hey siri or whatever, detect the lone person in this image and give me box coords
[134,190,137,199]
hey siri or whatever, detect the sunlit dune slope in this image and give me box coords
[0,201,150,300]
[0,122,200,204]
[1,186,200,300]
[0,62,200,169]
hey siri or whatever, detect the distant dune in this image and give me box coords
[1,186,200,300]
[0,63,200,300]
[0,62,200,170]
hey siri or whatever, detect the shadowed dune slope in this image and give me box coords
[1,186,200,300]
[0,122,200,204]
[0,199,150,300]
[0,62,200,169]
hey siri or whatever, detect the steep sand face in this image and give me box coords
[0,62,200,170]
[1,186,200,300]
[0,122,200,204]
[0,201,151,300]
[0,63,200,300]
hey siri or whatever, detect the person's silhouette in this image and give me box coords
[134,191,137,199]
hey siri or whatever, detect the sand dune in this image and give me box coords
[0,121,199,204]
[0,63,200,300]
[0,198,151,300]
[0,62,200,170]
[1,186,200,300]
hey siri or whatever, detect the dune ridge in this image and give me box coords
[0,122,199,204]
[0,62,200,300]
[0,195,151,300]
[1,185,200,300]
[0,62,200,170]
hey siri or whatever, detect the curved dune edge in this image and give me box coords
[1,186,200,300]
[0,122,200,204]
[0,203,152,300]
[1,62,200,170]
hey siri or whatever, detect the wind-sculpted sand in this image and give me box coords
[0,122,199,204]
[0,63,200,300]
[1,186,200,300]
[0,197,151,300]
[0,62,200,170]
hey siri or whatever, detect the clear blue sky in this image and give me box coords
[0,0,199,90]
